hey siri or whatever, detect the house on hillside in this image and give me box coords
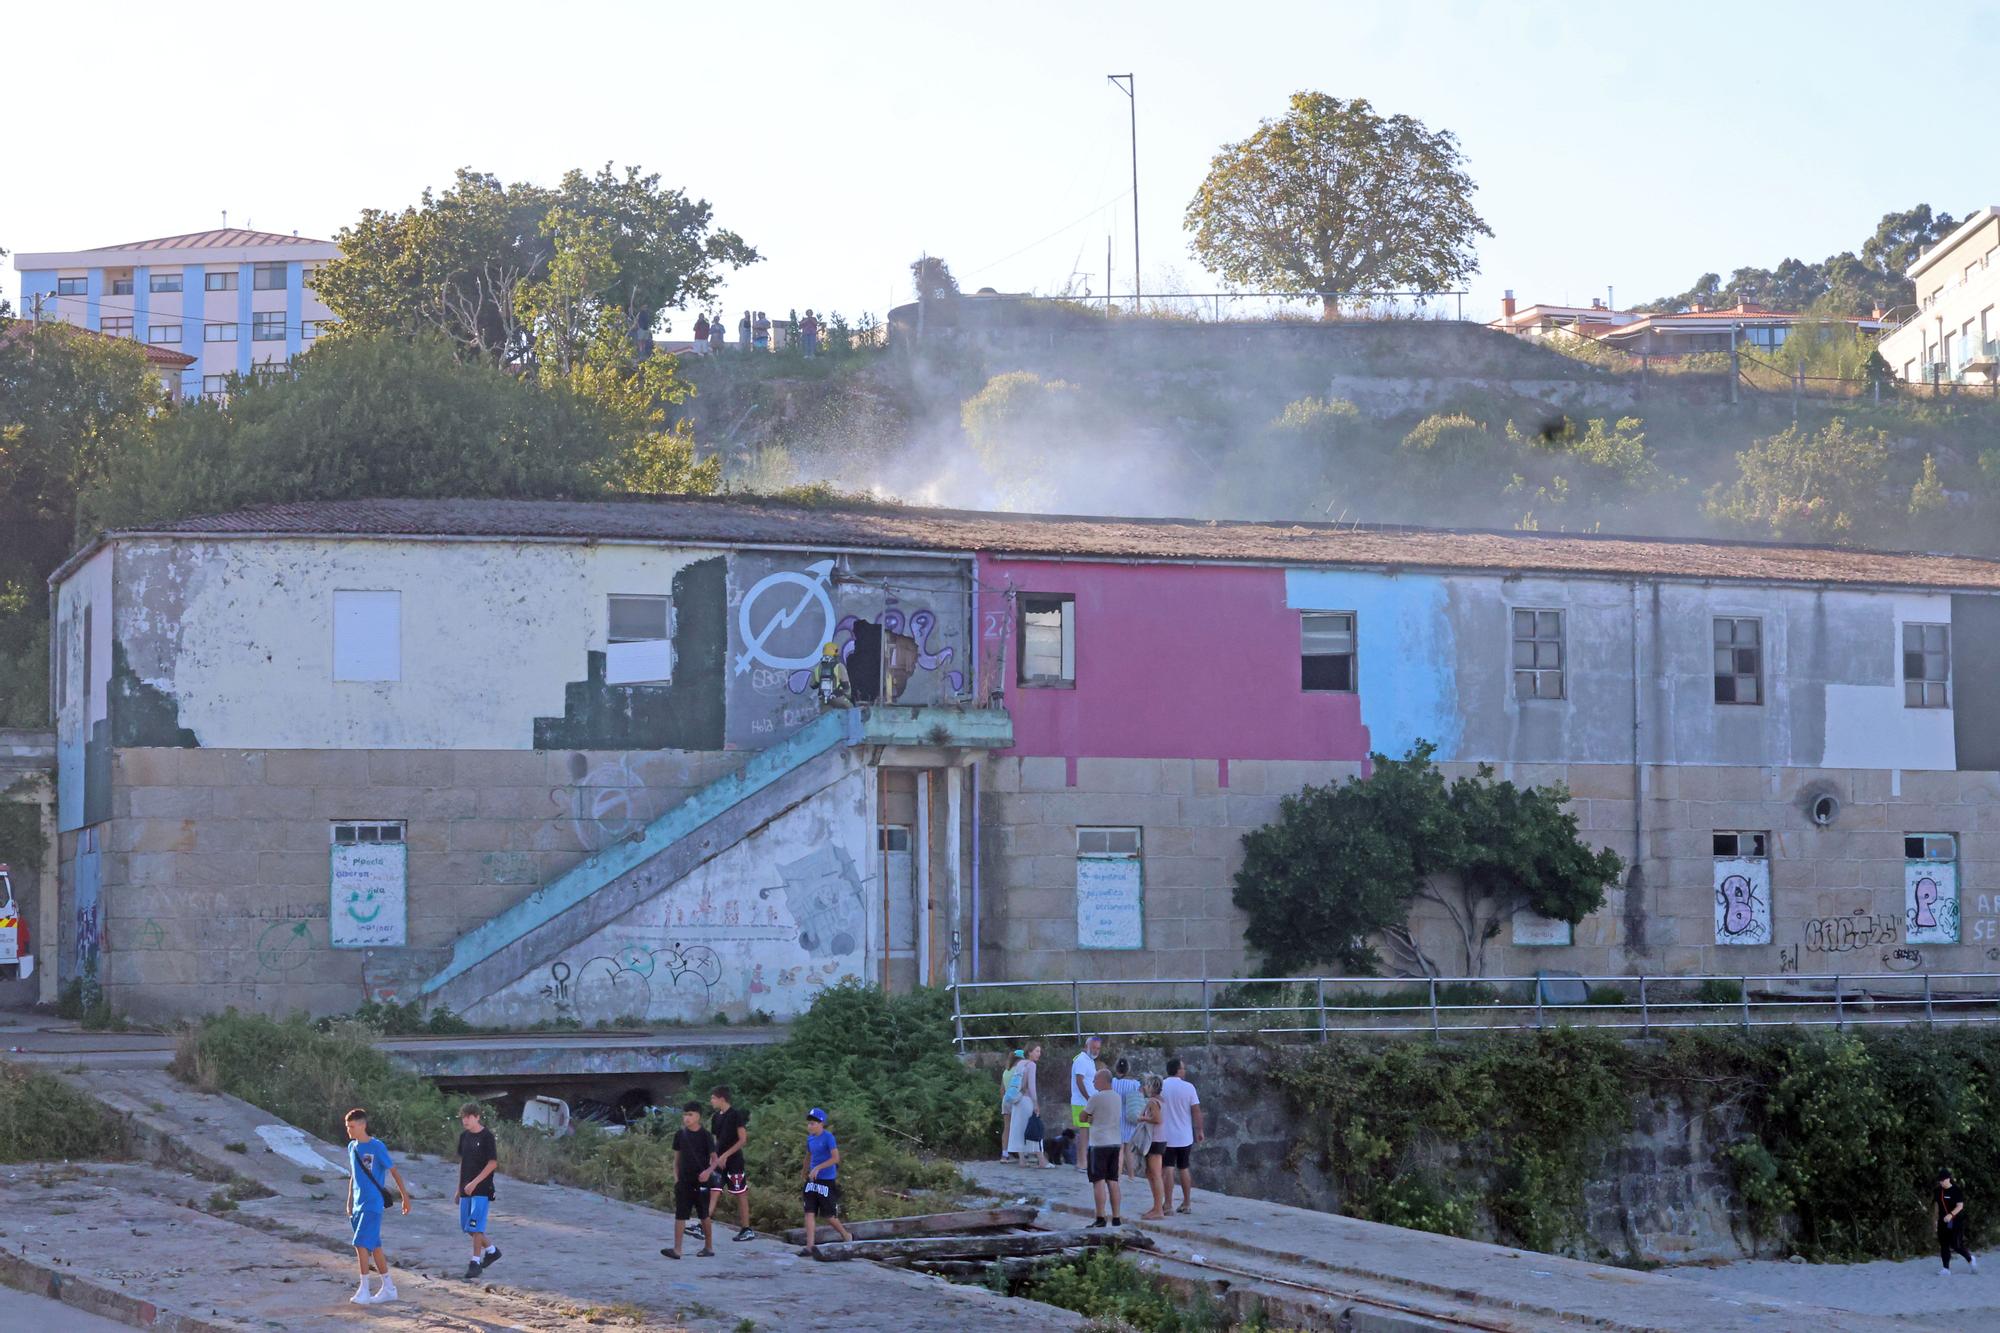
[1600,302,1885,357]
[0,321,195,397]
[34,497,2000,1020]
[12,228,340,399]
[1488,290,1638,343]
[1876,206,2000,385]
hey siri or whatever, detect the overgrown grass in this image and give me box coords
[0,1063,126,1162]
[997,1251,1251,1331]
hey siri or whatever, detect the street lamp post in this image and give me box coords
[1107,73,1139,311]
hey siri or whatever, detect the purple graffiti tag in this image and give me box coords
[1913,877,1940,929]
[1717,875,1757,936]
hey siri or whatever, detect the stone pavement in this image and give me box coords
[1671,1256,2000,1331]
[0,1282,136,1331]
[962,1159,1927,1333]
[3,1061,1080,1333]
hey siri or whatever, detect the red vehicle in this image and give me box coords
[0,864,30,978]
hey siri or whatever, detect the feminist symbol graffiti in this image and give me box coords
[734,560,836,676]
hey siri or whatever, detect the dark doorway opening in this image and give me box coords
[847,621,883,703]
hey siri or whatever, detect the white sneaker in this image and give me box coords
[366,1280,399,1304]
[350,1282,374,1304]
[1972,1255,1980,1271]
[1942,1266,1952,1277]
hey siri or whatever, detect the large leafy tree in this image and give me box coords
[1232,744,1620,976]
[315,165,758,367]
[1705,416,1897,544]
[1642,204,1959,316]
[1184,92,1491,316]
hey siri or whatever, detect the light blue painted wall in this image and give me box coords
[235,265,252,375]
[182,265,205,395]
[133,266,149,346]
[1285,568,1462,761]
[84,268,102,330]
[284,261,302,359]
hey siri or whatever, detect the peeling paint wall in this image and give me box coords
[467,766,874,1025]
[55,548,114,832]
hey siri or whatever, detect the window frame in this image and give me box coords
[301,319,324,339]
[1903,622,1950,709]
[1511,606,1567,701]
[331,819,406,845]
[204,323,238,343]
[99,316,134,338]
[1016,593,1076,688]
[109,277,134,296]
[148,272,183,293]
[1713,830,1770,859]
[204,270,237,291]
[201,374,229,398]
[1299,610,1358,693]
[1905,833,1958,861]
[1077,826,1142,857]
[55,276,87,296]
[1712,616,1763,706]
[251,311,286,342]
[251,263,288,291]
[147,324,182,345]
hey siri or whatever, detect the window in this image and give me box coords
[110,278,134,296]
[1903,623,1950,708]
[1078,827,1141,856]
[148,324,181,344]
[252,311,285,341]
[149,272,182,293]
[878,826,911,853]
[252,263,288,290]
[1300,612,1356,692]
[301,264,319,289]
[56,276,86,296]
[201,374,229,398]
[1713,831,1769,858]
[605,593,672,684]
[1907,833,1957,861]
[1018,594,1075,686]
[1076,827,1142,949]
[251,361,293,382]
[1713,617,1761,704]
[204,270,237,291]
[204,323,237,343]
[1905,833,1961,944]
[1512,608,1565,699]
[332,589,401,682]
[302,320,324,339]
[331,820,406,845]
[100,316,133,338]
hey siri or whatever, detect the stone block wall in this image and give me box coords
[977,756,2000,984]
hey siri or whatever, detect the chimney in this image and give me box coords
[1590,297,1604,310]
[1692,302,1706,314]
[1501,289,1517,320]
[1872,305,1883,319]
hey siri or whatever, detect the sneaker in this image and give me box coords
[480,1247,502,1271]
[688,1223,707,1241]
[463,1261,483,1280]
[1973,1256,1981,1272]
[1112,1217,1123,1227]
[734,1227,756,1242]
[1087,1217,1107,1229]
[1943,1267,1952,1277]
[350,1282,374,1305]
[366,1281,398,1304]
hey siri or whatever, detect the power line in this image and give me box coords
[962,189,1132,281]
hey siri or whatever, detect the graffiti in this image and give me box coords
[1883,947,1924,972]
[1804,911,1899,954]
[135,919,165,950]
[256,919,314,972]
[541,961,574,1012]
[1906,862,1961,945]
[785,606,965,698]
[1713,858,1771,946]
[551,753,653,854]
[735,560,836,676]
[569,942,723,1019]
[1778,945,1800,974]
[74,904,101,978]
[252,903,329,920]
[764,846,865,958]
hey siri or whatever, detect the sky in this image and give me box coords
[5,1,1998,330]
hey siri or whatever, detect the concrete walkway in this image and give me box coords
[5,1060,1076,1333]
[961,1159,1924,1332]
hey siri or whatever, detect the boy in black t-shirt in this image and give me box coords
[456,1103,500,1279]
[705,1084,755,1242]
[1938,1168,1977,1275]
[661,1102,716,1259]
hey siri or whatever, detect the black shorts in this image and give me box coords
[675,1180,709,1220]
[1087,1145,1122,1183]
[802,1179,841,1216]
[1148,1143,1192,1171]
[719,1168,748,1196]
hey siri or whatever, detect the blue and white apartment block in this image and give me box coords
[13,228,341,398]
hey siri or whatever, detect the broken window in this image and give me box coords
[1018,595,1075,687]
[1512,608,1564,700]
[605,594,672,685]
[1300,612,1356,692]
[1907,833,1957,861]
[1713,617,1761,705]
[1713,831,1768,858]
[1903,623,1950,708]
[332,590,400,682]
[332,820,406,845]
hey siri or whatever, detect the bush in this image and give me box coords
[0,1064,126,1162]
[1693,978,1744,1005]
[1010,1250,1233,1331]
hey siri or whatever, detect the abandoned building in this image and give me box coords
[22,496,2000,1020]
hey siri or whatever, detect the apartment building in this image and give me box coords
[1877,207,2000,384]
[12,228,340,398]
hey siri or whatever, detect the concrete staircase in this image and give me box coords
[420,709,865,1017]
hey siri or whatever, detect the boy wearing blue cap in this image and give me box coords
[801,1107,853,1253]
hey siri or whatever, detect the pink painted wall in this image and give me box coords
[977,558,1372,762]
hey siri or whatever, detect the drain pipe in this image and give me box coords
[1629,579,1647,958]
[969,554,982,981]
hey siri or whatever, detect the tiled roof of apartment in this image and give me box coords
[0,321,194,368]
[97,496,2000,593]
[86,228,333,251]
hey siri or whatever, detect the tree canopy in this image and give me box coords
[1232,744,1621,976]
[1184,92,1490,316]
[1640,204,1959,316]
[1704,416,1898,544]
[314,164,759,367]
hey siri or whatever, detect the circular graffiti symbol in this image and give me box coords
[256,919,314,973]
[733,561,836,676]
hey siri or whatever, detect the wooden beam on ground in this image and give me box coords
[778,1206,1038,1246]
[804,1227,1152,1263]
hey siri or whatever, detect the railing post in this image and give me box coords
[1639,976,1650,1039]
[1533,976,1544,1031]
[1316,977,1328,1043]
[1071,980,1082,1043]
[1834,975,1844,1031]
[1740,975,1751,1031]
[1429,977,1440,1042]
[1925,973,1935,1028]
[952,984,965,1054]
[1201,977,1213,1046]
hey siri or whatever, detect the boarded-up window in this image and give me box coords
[605,594,672,685]
[1300,612,1356,692]
[1906,833,1961,944]
[1713,830,1771,945]
[1077,826,1142,950]
[1019,595,1075,686]
[332,590,401,682]
[1713,617,1761,705]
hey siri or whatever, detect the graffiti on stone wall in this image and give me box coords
[539,942,723,1022]
[74,903,100,978]
[765,846,866,958]
[1803,911,1899,954]
[1883,947,1924,972]
[1713,858,1771,946]
[736,560,837,675]
[1905,861,1961,945]
[256,919,314,972]
[784,608,965,699]
[552,752,656,854]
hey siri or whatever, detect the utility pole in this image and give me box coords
[1108,74,1139,311]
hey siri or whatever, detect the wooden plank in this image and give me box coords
[778,1206,1038,1246]
[804,1227,1152,1263]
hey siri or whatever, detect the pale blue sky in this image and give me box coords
[6,1,1997,329]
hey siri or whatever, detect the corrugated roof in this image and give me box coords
[87,228,332,252]
[100,497,2000,593]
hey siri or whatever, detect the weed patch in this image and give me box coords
[0,1064,125,1162]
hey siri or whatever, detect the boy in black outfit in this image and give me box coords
[661,1102,716,1259]
[1938,1167,1977,1275]
[706,1084,755,1242]
[456,1102,501,1279]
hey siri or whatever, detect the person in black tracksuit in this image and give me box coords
[1938,1168,1976,1275]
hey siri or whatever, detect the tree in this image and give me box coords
[958,371,1083,509]
[911,255,960,303]
[1641,204,1959,316]
[1184,93,1490,317]
[1705,416,1896,544]
[1231,744,1620,976]
[315,165,758,367]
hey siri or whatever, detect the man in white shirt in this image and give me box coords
[1070,1036,1103,1174]
[1149,1057,1203,1215]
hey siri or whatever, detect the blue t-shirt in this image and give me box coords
[349,1137,394,1212]
[806,1129,838,1182]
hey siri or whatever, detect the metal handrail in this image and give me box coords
[944,973,2000,1053]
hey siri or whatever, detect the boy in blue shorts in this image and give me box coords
[457,1102,501,1279]
[344,1107,412,1305]
[801,1107,853,1254]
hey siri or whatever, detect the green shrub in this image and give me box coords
[1012,1250,1232,1331]
[1693,978,1743,1005]
[0,1064,125,1162]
